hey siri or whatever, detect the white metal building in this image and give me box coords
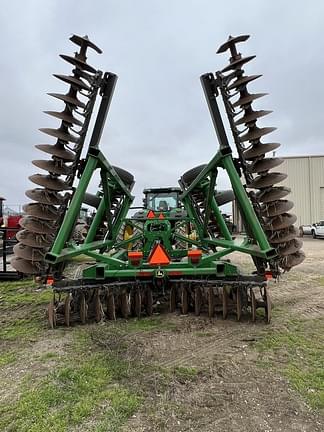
[280,155,324,226]
[232,155,324,230]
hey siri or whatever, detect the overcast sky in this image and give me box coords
[1,0,323,210]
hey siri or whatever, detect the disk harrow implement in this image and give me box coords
[47,280,272,329]
[12,33,304,328]
[12,34,111,275]
[214,34,305,271]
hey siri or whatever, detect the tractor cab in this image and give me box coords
[143,188,182,213]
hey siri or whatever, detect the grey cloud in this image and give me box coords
[0,0,323,208]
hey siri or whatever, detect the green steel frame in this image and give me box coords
[45,70,277,284]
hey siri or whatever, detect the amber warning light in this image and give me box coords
[128,251,143,266]
[46,276,54,286]
[265,271,273,280]
[188,249,202,264]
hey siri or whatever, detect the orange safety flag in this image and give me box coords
[148,244,170,265]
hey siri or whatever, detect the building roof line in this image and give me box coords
[282,155,324,159]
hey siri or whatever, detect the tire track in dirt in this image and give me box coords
[123,313,323,432]
[122,240,324,432]
[271,276,324,320]
[155,322,251,369]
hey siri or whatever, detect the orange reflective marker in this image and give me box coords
[128,251,143,260]
[188,249,202,264]
[128,251,143,266]
[147,210,155,219]
[188,249,202,258]
[148,244,170,265]
[46,276,54,285]
[158,213,165,219]
[265,271,273,280]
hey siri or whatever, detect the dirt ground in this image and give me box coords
[1,237,324,431]
[120,237,324,432]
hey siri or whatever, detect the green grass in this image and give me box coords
[0,322,144,432]
[115,316,178,333]
[0,316,194,432]
[0,279,47,342]
[0,351,17,367]
[173,366,199,382]
[0,320,201,432]
[37,352,59,361]
[0,316,43,341]
[0,352,142,432]
[94,388,142,432]
[0,281,201,431]
[318,276,324,286]
[0,279,51,366]
[195,331,214,338]
[0,278,51,307]
[255,317,324,411]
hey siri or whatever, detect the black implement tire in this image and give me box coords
[83,192,101,208]
[182,164,206,185]
[83,166,134,209]
[215,190,235,206]
[113,166,134,187]
[182,164,234,207]
[83,165,134,211]
[312,230,317,239]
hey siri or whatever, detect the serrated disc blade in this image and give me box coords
[240,127,276,142]
[235,110,272,126]
[243,143,281,160]
[20,216,55,234]
[11,257,44,274]
[268,226,299,244]
[25,188,66,205]
[228,74,262,90]
[32,159,72,176]
[261,200,294,217]
[16,229,53,248]
[75,70,94,84]
[22,203,59,221]
[266,213,297,230]
[44,110,83,127]
[48,92,86,108]
[221,55,256,73]
[278,239,303,256]
[233,92,268,108]
[39,127,78,143]
[217,34,250,53]
[280,251,305,269]
[248,158,284,174]
[248,172,287,189]
[29,174,71,191]
[60,54,97,74]
[53,74,90,91]
[13,243,46,261]
[70,34,102,54]
[256,186,291,203]
[35,144,75,161]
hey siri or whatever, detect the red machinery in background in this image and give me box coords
[0,197,23,239]
[0,196,23,279]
